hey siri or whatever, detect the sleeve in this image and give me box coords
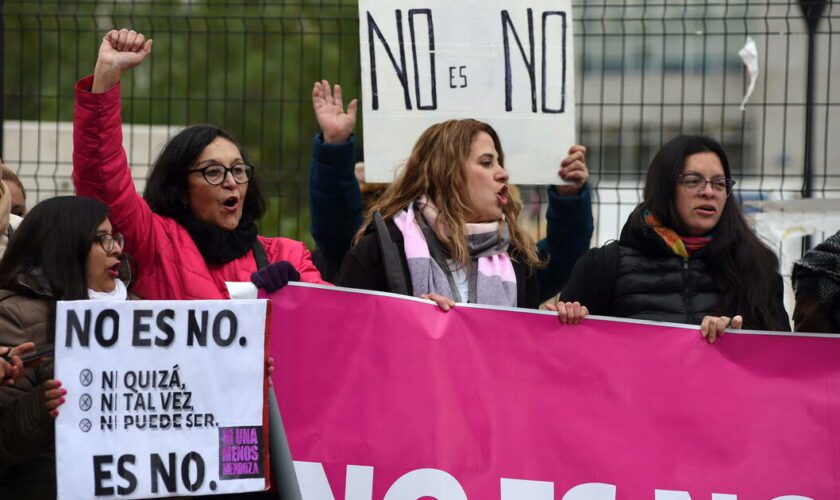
[768,273,791,332]
[294,243,331,286]
[0,375,54,465]
[523,268,541,309]
[559,246,609,314]
[792,268,837,333]
[0,303,50,405]
[792,288,835,333]
[72,75,164,275]
[308,133,364,279]
[336,234,389,293]
[0,302,53,463]
[536,183,594,302]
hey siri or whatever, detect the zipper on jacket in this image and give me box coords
[682,258,692,324]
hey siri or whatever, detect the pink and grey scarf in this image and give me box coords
[392,197,517,306]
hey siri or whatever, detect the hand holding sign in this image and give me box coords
[555,144,589,195]
[44,379,66,418]
[312,79,358,144]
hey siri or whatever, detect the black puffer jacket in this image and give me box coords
[562,213,789,330]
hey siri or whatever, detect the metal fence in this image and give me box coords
[3,1,839,298]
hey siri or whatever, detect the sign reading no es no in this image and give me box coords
[359,0,576,185]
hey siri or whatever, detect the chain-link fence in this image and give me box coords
[4,1,839,308]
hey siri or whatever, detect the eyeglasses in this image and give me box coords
[677,173,736,197]
[93,232,124,254]
[188,163,254,186]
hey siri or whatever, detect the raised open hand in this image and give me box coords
[312,79,358,144]
[92,29,153,93]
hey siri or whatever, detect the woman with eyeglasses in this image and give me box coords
[562,135,790,340]
[0,196,130,498]
[73,29,327,300]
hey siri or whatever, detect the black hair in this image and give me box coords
[630,135,787,330]
[0,196,108,300]
[143,125,267,220]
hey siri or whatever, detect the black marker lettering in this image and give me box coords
[367,10,412,110]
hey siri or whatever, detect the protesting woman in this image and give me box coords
[0,196,127,498]
[74,29,326,300]
[337,118,587,322]
[562,135,789,340]
[309,80,594,296]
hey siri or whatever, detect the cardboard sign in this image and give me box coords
[359,0,576,185]
[55,300,269,499]
[271,283,839,499]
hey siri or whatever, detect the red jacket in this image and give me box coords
[73,75,328,299]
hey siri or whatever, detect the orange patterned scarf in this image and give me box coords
[643,210,711,258]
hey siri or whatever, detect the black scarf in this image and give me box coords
[793,231,840,325]
[176,211,258,265]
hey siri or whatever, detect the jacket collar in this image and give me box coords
[15,268,54,298]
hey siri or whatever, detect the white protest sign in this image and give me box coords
[359,0,575,185]
[54,300,269,499]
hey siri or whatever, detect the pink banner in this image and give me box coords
[269,283,840,499]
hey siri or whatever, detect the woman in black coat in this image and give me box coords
[338,119,586,323]
[562,135,790,340]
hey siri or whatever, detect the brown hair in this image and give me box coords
[356,119,541,269]
[1,165,25,199]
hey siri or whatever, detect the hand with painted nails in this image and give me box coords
[555,144,589,196]
[700,315,743,344]
[44,379,66,419]
[420,293,456,312]
[545,300,589,324]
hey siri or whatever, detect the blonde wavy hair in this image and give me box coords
[355,119,542,270]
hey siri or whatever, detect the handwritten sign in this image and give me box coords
[54,300,269,499]
[359,0,576,185]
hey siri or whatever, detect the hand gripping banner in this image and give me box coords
[270,283,840,499]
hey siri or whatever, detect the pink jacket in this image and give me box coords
[73,75,328,300]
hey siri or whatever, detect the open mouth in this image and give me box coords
[222,196,239,210]
[496,185,509,205]
[107,262,121,278]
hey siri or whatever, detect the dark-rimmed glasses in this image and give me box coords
[94,232,124,254]
[188,163,254,186]
[677,173,736,197]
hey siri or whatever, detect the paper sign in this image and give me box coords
[359,1,576,185]
[55,300,269,499]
